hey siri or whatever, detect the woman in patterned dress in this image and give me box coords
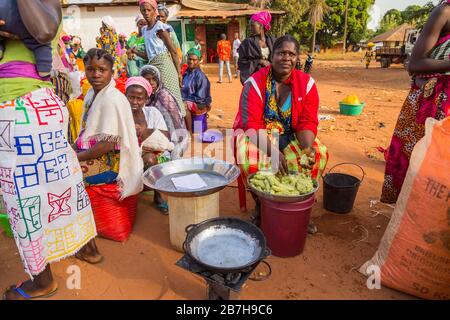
[381,1,450,203]
[0,1,100,300]
[96,16,120,77]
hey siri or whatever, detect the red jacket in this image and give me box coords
[233,66,319,136]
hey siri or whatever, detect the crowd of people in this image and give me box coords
[0,0,449,300]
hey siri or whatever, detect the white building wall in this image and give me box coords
[63,6,141,50]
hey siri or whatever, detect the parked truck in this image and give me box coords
[375,29,420,68]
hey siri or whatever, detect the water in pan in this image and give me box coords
[191,226,260,268]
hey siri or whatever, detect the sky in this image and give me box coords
[368,0,437,29]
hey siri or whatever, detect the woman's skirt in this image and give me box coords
[0,88,97,278]
[381,77,449,203]
[235,133,329,183]
[149,52,186,117]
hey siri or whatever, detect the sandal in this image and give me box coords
[2,282,58,300]
[154,201,169,215]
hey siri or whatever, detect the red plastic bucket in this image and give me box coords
[260,195,315,257]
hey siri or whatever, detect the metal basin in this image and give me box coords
[183,217,270,274]
[143,157,240,197]
[247,172,319,203]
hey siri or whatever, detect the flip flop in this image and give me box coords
[3,282,58,300]
[154,202,169,215]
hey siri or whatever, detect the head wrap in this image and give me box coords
[61,35,72,43]
[187,47,202,59]
[250,11,272,31]
[72,36,81,45]
[140,65,161,89]
[135,14,145,25]
[102,16,116,29]
[126,76,153,97]
[139,0,158,10]
[157,3,170,17]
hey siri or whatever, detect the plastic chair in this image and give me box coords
[207,48,217,63]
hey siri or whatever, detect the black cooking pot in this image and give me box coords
[183,217,271,274]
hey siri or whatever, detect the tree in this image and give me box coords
[374,1,436,35]
[378,9,403,34]
[271,0,309,35]
[314,0,374,50]
[308,0,332,53]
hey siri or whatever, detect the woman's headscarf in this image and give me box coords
[72,36,81,45]
[61,35,72,43]
[140,65,161,90]
[250,11,272,31]
[135,14,145,25]
[187,48,202,60]
[157,3,170,17]
[126,76,153,97]
[102,16,116,29]
[139,0,157,10]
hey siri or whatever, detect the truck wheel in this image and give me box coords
[380,58,389,68]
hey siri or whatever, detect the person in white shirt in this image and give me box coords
[232,32,241,79]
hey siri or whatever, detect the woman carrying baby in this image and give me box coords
[125,76,172,214]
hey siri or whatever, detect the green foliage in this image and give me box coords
[311,0,374,49]
[375,1,436,34]
[270,0,309,36]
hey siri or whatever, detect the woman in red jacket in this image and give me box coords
[233,35,328,227]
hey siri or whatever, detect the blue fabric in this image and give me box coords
[0,0,52,73]
[181,68,212,107]
[281,93,292,112]
[84,171,118,186]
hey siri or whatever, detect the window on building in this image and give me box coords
[186,24,196,42]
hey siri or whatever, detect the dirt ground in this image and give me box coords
[0,58,417,300]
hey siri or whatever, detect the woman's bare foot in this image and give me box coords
[76,239,103,264]
[3,266,58,300]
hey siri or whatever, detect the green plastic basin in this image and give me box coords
[339,102,365,116]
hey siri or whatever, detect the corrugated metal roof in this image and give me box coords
[177,8,284,18]
[181,0,251,11]
[61,0,178,6]
[370,24,414,43]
